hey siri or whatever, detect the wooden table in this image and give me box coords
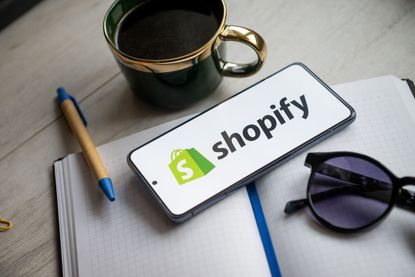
[0,0,414,275]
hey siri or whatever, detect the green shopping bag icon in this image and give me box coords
[169,148,215,185]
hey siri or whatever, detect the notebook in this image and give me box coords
[54,75,415,277]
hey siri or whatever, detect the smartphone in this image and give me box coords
[128,63,356,222]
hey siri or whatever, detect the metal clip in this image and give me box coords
[0,217,13,231]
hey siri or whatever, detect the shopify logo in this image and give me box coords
[169,148,215,185]
[168,95,309,185]
[212,95,309,159]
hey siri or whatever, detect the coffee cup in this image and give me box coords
[104,0,266,109]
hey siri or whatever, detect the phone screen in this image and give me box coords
[128,64,355,220]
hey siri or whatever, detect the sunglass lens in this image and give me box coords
[309,156,393,230]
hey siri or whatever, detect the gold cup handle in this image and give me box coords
[218,25,267,76]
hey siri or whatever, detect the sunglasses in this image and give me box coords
[284,152,415,232]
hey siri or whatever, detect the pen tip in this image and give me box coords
[99,178,116,202]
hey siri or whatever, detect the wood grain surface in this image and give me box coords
[0,0,414,276]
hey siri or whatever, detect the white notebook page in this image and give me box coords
[62,118,270,277]
[256,76,415,276]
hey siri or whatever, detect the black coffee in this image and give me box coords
[116,0,221,60]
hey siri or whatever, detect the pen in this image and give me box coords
[56,87,115,201]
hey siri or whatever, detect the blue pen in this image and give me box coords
[56,87,115,201]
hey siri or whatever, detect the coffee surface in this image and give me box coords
[116,1,220,60]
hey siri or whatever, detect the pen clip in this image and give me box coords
[68,94,88,127]
[57,87,88,127]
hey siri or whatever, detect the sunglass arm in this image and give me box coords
[284,198,308,214]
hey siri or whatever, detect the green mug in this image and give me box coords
[104,0,267,109]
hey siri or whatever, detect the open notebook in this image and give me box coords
[54,76,415,277]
